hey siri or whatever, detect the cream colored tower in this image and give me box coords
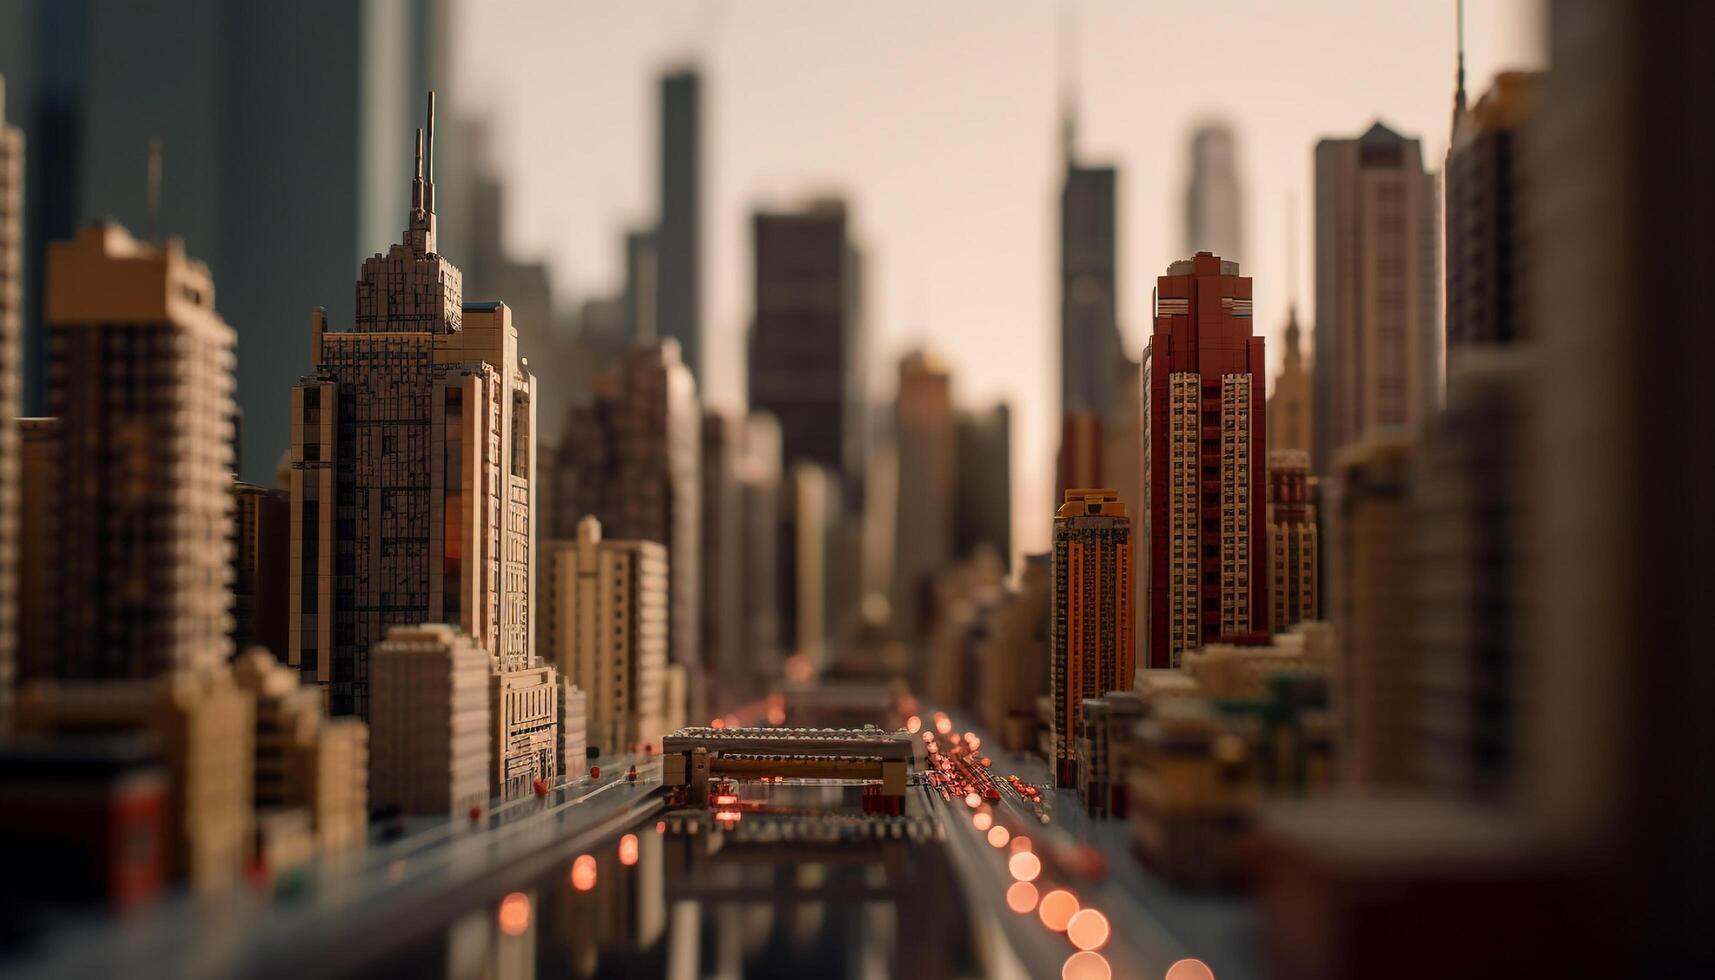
[541,517,668,756]
[369,623,492,817]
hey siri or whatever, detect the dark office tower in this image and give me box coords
[0,76,19,730]
[1050,489,1133,787]
[547,341,701,693]
[0,2,443,484]
[657,70,701,379]
[1060,152,1123,420]
[749,201,866,512]
[1312,123,1439,475]
[1446,72,1538,350]
[700,411,744,687]
[291,96,538,718]
[1184,121,1244,263]
[232,481,289,662]
[956,403,1012,571]
[45,224,237,679]
[892,350,957,641]
[1527,2,1712,969]
[1143,253,1266,668]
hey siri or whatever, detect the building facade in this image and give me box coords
[1050,489,1134,786]
[547,341,699,696]
[1312,122,1440,475]
[289,97,537,717]
[738,412,784,680]
[16,417,57,683]
[1268,307,1312,454]
[1267,449,1318,632]
[490,662,558,799]
[700,410,745,684]
[893,350,957,640]
[369,623,491,818]
[749,201,866,512]
[1446,72,1538,352]
[43,224,236,679]
[1143,252,1267,668]
[657,69,701,380]
[1184,121,1244,263]
[1060,147,1124,421]
[0,79,19,730]
[542,517,668,757]
[233,482,289,663]
[955,403,1012,571]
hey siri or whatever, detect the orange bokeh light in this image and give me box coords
[1008,850,1042,882]
[987,824,1011,848]
[1038,889,1079,932]
[498,892,531,936]
[936,715,953,735]
[1005,880,1040,914]
[570,854,598,892]
[1067,908,1110,950]
[907,715,923,733]
[1165,958,1216,980]
[710,717,725,729]
[965,792,982,808]
[1062,950,1112,980]
[973,811,993,832]
[1010,835,1033,854]
[617,833,640,866]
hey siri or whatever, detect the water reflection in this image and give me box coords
[371,783,978,979]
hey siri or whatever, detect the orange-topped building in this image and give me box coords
[1143,252,1267,669]
[1050,488,1133,786]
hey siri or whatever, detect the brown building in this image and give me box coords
[0,77,19,731]
[1446,72,1538,352]
[893,349,957,641]
[1267,449,1319,632]
[1330,432,1416,789]
[1312,123,1439,475]
[289,96,536,717]
[17,417,57,686]
[233,482,289,663]
[17,669,254,891]
[231,649,367,853]
[43,224,237,680]
[491,661,558,799]
[560,678,587,776]
[1268,307,1312,455]
[737,412,783,681]
[547,341,700,708]
[1055,412,1103,503]
[1143,252,1267,668]
[1050,489,1133,786]
[541,517,668,757]
[978,552,1050,750]
[369,624,492,818]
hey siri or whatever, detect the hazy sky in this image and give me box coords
[454,0,1546,554]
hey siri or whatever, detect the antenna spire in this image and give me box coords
[1452,0,1468,133]
[405,92,438,252]
[1058,0,1080,164]
[424,90,436,212]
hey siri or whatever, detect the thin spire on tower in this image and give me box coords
[1452,0,1468,134]
[424,90,436,212]
[1058,0,1080,164]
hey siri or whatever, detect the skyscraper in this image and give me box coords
[892,349,957,640]
[1060,138,1124,421]
[232,481,289,663]
[700,411,745,686]
[657,69,701,380]
[1267,449,1318,632]
[955,402,1012,571]
[290,95,537,718]
[0,75,20,730]
[1184,121,1244,263]
[1143,252,1267,668]
[1312,123,1440,474]
[1446,72,1538,351]
[1268,307,1311,454]
[738,412,784,679]
[1050,489,1134,786]
[541,517,668,756]
[749,201,867,512]
[548,340,700,695]
[43,223,236,679]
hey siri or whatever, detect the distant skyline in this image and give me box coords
[450,0,1546,554]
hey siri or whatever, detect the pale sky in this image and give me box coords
[453,0,1546,555]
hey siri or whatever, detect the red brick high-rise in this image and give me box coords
[1143,252,1266,668]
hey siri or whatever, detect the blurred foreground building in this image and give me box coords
[0,76,19,731]
[892,350,957,640]
[41,223,236,680]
